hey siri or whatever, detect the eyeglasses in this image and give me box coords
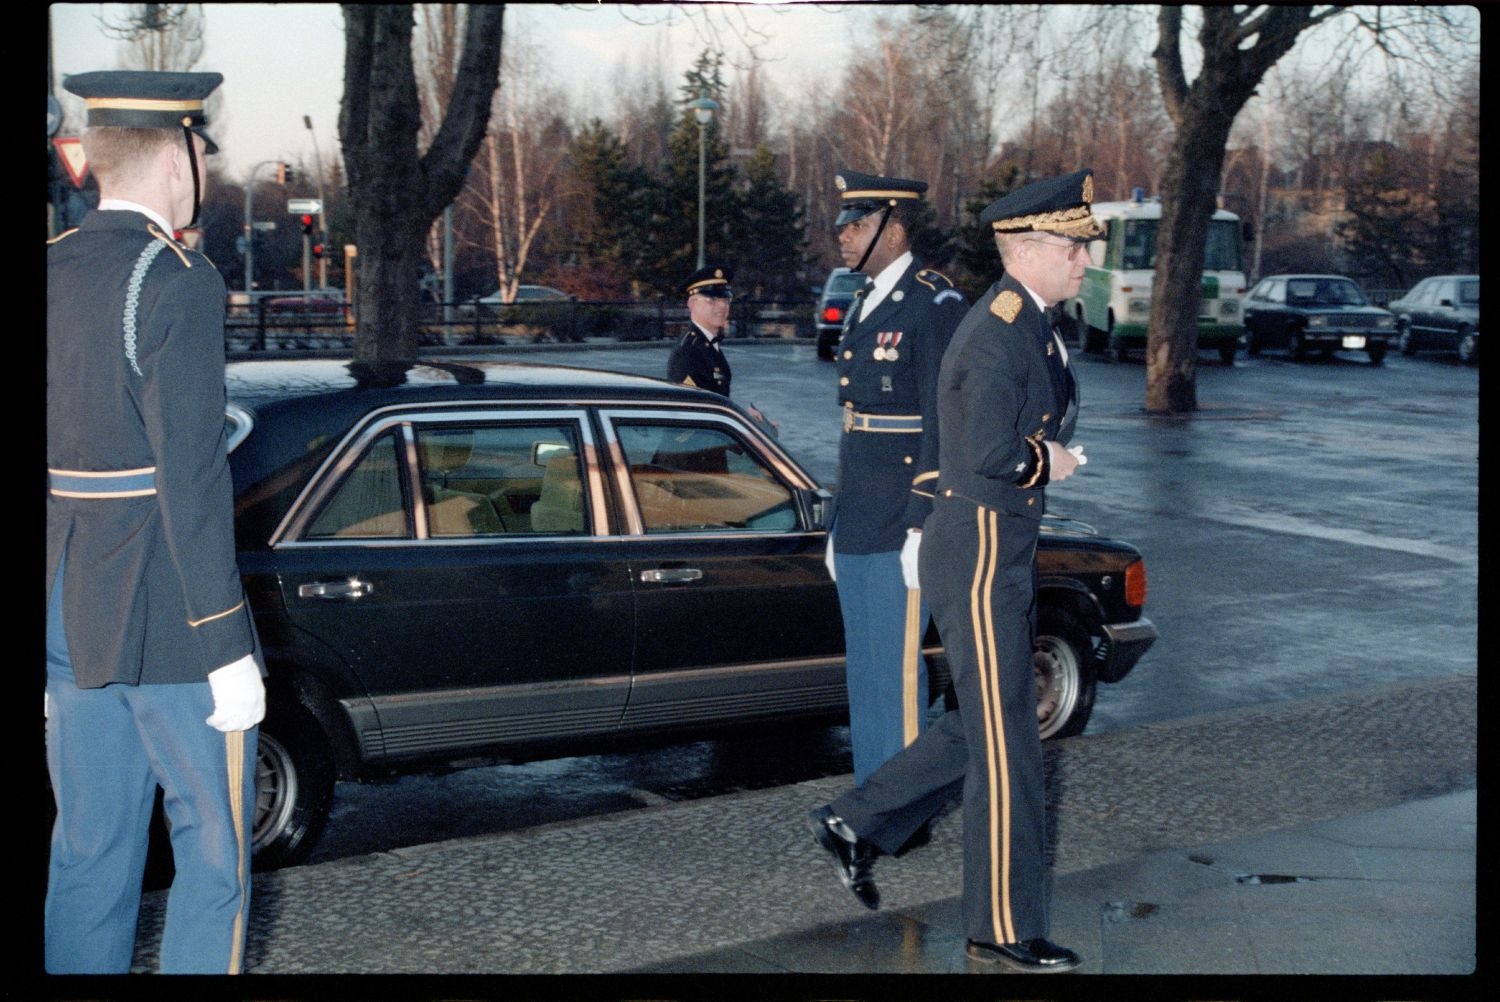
[1024,235,1090,258]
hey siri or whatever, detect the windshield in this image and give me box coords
[827,272,866,295]
[1286,278,1368,306]
[1120,219,1242,272]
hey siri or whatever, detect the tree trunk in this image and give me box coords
[341,4,505,362]
[1145,110,1233,413]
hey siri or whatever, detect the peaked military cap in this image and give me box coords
[834,169,927,227]
[63,70,223,154]
[980,168,1104,240]
[685,264,733,298]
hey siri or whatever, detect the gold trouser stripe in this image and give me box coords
[972,507,1015,943]
[188,600,244,628]
[224,729,248,974]
[902,588,922,746]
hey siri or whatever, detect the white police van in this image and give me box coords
[1065,189,1248,364]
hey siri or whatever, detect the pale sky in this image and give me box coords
[47,2,872,183]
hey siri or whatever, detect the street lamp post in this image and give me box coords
[691,92,719,270]
[242,159,283,296]
[302,115,330,291]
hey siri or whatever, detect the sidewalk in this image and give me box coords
[124,673,1475,980]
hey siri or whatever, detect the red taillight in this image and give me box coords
[821,306,844,323]
[1124,559,1147,607]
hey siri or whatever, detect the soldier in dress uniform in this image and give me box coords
[45,70,265,974]
[823,169,968,784]
[807,169,1099,973]
[668,264,774,430]
[668,264,736,396]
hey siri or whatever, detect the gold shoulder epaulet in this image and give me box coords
[991,290,1023,323]
[47,228,79,246]
[146,223,192,268]
[682,375,698,388]
[914,269,952,291]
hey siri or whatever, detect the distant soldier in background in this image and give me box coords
[46,70,264,974]
[669,264,774,430]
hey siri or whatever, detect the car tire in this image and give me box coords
[1033,608,1096,741]
[252,697,335,870]
[1289,332,1308,361]
[1398,321,1417,356]
[1458,327,1478,365]
[1109,334,1130,362]
[1218,344,1237,366]
[1367,344,1386,365]
[1246,332,1262,356]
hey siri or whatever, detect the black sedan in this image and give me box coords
[1243,274,1397,364]
[225,359,1156,866]
[814,267,865,360]
[1387,274,1479,364]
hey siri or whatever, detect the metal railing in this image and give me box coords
[224,297,818,352]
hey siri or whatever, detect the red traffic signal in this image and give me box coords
[311,243,324,259]
[300,214,315,235]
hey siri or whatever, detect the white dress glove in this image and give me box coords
[206,653,266,732]
[825,535,837,582]
[900,528,922,590]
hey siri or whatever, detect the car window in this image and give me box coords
[1408,280,1433,305]
[613,420,798,533]
[415,423,586,536]
[1121,220,1157,270]
[1459,280,1479,305]
[1250,279,1272,301]
[305,431,410,540]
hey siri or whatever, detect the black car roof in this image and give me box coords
[226,357,690,407]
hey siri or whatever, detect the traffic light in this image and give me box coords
[311,242,324,260]
[301,214,315,236]
[276,162,294,185]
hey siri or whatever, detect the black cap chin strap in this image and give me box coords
[852,203,895,275]
[181,125,202,229]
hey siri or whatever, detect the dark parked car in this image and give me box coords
[814,267,865,360]
[1387,274,1479,364]
[224,359,1156,866]
[1243,274,1396,364]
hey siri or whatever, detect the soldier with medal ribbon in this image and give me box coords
[807,169,1097,972]
[822,169,968,786]
[668,264,775,431]
[46,70,264,974]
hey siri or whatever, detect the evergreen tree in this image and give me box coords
[734,145,808,299]
[952,161,1024,299]
[567,119,662,297]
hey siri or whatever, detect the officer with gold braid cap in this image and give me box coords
[808,170,1101,973]
[46,70,263,974]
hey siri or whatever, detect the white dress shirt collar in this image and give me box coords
[859,250,914,320]
[97,198,174,237]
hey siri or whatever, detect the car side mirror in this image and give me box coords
[1439,298,1454,308]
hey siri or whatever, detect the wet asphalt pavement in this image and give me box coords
[280,337,1477,868]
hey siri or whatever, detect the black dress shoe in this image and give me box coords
[806,805,880,910]
[965,937,1081,972]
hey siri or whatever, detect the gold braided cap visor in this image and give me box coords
[841,189,923,202]
[991,205,1104,239]
[686,278,731,295]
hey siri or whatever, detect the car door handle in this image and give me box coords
[640,568,703,584]
[298,578,375,600]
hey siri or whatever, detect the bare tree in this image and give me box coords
[468,30,572,303]
[340,4,505,362]
[1146,5,1475,412]
[100,3,206,71]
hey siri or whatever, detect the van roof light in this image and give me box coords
[1131,186,1144,204]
